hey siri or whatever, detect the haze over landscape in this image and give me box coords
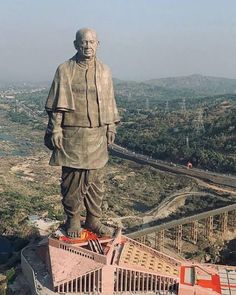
[1,0,236,82]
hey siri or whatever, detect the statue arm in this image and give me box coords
[107,123,116,145]
[51,112,63,150]
[107,123,116,134]
[106,69,119,145]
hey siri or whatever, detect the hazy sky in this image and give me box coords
[1,0,236,82]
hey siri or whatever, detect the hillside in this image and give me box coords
[117,93,236,173]
[113,79,197,105]
[145,74,236,96]
[3,74,236,108]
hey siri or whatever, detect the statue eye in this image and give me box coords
[80,40,96,46]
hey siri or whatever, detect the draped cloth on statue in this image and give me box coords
[45,55,119,169]
[45,54,120,126]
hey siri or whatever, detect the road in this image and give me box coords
[110,144,236,189]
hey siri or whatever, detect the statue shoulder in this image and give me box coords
[96,59,112,75]
[52,58,76,81]
[57,59,75,73]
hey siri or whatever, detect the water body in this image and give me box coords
[0,108,37,156]
[0,133,16,141]
[0,133,31,156]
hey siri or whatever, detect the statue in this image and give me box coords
[44,28,120,238]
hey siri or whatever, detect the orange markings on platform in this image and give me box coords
[59,229,99,244]
[197,274,221,294]
[211,274,221,294]
[180,266,221,294]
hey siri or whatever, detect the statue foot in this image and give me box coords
[85,215,113,237]
[65,214,81,238]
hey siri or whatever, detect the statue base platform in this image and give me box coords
[21,225,228,295]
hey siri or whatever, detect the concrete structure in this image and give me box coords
[22,228,236,295]
[128,204,236,254]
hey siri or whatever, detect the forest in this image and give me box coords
[116,93,236,173]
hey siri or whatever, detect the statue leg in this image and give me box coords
[84,168,112,236]
[61,167,86,238]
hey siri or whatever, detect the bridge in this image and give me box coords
[127,203,236,254]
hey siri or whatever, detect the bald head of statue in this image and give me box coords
[74,28,99,60]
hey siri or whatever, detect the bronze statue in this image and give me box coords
[45,28,120,238]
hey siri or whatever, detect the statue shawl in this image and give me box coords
[45,56,120,125]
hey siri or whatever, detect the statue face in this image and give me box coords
[75,30,99,59]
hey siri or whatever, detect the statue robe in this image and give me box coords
[45,56,119,169]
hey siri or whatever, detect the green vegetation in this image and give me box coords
[6,268,15,284]
[116,94,236,173]
[5,89,47,131]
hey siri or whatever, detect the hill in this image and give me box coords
[145,74,236,96]
[113,79,197,111]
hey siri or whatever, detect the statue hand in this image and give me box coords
[52,130,63,150]
[107,131,115,145]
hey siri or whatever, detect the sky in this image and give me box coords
[1,0,236,82]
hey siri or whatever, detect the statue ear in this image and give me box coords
[74,40,79,50]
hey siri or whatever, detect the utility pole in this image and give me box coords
[181,98,186,114]
[14,99,19,113]
[186,136,189,149]
[165,101,169,114]
[127,92,131,101]
[145,97,150,111]
[193,108,205,133]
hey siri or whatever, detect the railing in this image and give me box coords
[55,268,102,294]
[114,267,178,294]
[127,204,236,239]
[49,237,107,264]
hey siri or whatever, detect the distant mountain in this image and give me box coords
[0,80,49,90]
[113,79,197,105]
[145,74,236,96]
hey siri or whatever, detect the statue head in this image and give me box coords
[74,28,99,60]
